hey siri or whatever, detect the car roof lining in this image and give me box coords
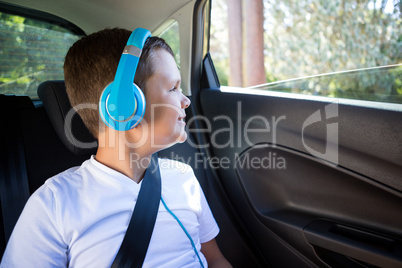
[1,0,194,34]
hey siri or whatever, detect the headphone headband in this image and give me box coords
[99,28,151,131]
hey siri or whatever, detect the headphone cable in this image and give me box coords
[160,197,205,268]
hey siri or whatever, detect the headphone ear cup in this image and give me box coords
[99,82,146,131]
[129,83,146,129]
[98,28,151,132]
[99,82,114,129]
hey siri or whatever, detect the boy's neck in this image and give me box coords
[95,130,155,184]
[95,147,152,184]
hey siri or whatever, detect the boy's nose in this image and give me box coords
[182,95,191,108]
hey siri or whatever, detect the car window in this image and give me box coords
[0,11,82,99]
[159,20,180,68]
[210,0,402,104]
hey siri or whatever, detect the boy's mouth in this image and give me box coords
[178,115,186,123]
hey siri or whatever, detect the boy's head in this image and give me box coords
[64,28,174,138]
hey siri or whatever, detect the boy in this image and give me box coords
[1,28,231,267]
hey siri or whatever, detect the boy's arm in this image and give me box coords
[1,185,67,267]
[190,168,231,267]
[201,239,232,268]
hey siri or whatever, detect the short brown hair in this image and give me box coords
[64,28,174,138]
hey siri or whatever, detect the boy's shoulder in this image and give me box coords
[43,165,82,190]
[32,164,86,203]
[158,158,200,188]
[158,157,194,176]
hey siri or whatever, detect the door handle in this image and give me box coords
[303,220,402,267]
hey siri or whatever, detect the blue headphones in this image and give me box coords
[99,28,151,131]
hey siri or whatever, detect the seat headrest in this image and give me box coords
[37,80,97,155]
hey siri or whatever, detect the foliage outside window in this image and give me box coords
[159,21,180,68]
[0,11,81,99]
[210,0,402,104]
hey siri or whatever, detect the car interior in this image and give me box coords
[1,0,401,267]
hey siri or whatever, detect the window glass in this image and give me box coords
[0,11,81,99]
[210,0,402,104]
[159,20,180,67]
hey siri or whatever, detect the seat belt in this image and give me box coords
[0,95,31,247]
[112,153,161,268]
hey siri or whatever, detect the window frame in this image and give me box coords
[0,2,85,36]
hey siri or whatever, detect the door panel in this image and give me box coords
[197,88,402,267]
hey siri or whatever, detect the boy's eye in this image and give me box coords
[170,87,182,92]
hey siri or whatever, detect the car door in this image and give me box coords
[189,0,402,267]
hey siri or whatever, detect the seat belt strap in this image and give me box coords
[112,153,161,268]
[0,95,31,245]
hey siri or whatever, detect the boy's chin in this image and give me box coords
[176,132,188,144]
[153,133,188,151]
[168,133,188,147]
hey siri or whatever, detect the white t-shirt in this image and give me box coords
[1,156,219,268]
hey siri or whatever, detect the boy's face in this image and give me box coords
[140,49,190,149]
